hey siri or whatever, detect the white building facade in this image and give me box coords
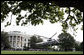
[8,31,31,50]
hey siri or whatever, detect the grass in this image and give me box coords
[1,50,83,54]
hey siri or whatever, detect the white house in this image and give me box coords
[8,31,31,50]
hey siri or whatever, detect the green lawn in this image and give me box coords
[1,50,83,54]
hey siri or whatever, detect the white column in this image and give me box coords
[16,36,17,49]
[22,37,24,47]
[20,36,21,48]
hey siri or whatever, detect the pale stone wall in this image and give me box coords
[8,31,31,50]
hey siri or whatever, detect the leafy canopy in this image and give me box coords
[58,32,75,51]
[1,1,83,33]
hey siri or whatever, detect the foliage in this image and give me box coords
[74,41,80,51]
[23,46,29,50]
[29,35,43,49]
[1,31,11,50]
[58,32,75,51]
[80,42,83,51]
[1,1,83,33]
[74,41,83,51]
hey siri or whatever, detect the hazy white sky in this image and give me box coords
[1,10,83,42]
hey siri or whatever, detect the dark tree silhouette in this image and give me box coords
[58,32,75,51]
[1,31,11,50]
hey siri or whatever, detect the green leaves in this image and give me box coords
[16,14,24,25]
[1,1,11,22]
[61,22,68,33]
[31,19,43,26]
[5,22,11,27]
[1,1,83,33]
[65,8,69,14]
[58,32,75,51]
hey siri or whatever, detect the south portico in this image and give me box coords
[8,31,31,50]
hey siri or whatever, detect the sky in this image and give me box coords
[1,10,83,42]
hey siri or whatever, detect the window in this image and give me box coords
[18,36,20,41]
[13,36,16,41]
[24,43,26,46]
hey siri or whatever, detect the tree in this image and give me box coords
[74,41,83,51]
[58,32,75,51]
[1,1,83,33]
[29,35,43,49]
[1,31,11,50]
[74,41,81,51]
[80,42,83,51]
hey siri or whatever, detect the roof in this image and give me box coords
[8,31,32,38]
